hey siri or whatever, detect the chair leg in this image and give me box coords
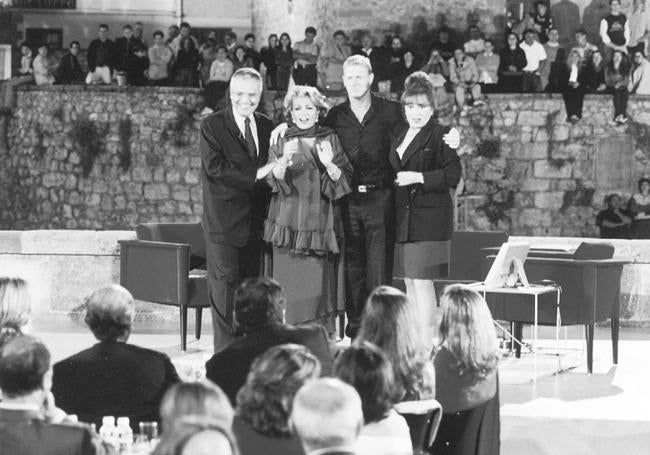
[338,312,345,340]
[180,306,188,351]
[514,322,523,358]
[196,308,203,340]
[585,323,594,374]
[611,316,619,365]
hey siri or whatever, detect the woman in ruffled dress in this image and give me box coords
[264,85,353,328]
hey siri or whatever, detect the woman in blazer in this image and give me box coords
[390,71,462,346]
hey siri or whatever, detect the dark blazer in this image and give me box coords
[200,107,273,247]
[0,408,96,455]
[389,119,462,243]
[233,416,305,455]
[57,53,85,84]
[51,341,180,430]
[86,38,116,72]
[205,323,334,404]
[557,63,588,92]
[115,36,138,71]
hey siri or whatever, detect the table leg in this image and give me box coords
[533,294,538,381]
[585,323,594,374]
[611,316,619,365]
[555,289,561,372]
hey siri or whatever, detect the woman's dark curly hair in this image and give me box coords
[235,343,320,438]
[637,178,650,193]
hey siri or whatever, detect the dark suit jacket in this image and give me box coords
[57,53,85,84]
[205,323,334,404]
[200,107,273,247]
[51,341,180,430]
[87,38,116,72]
[115,36,138,71]
[0,408,96,455]
[389,118,462,242]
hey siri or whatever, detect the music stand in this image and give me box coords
[484,242,530,288]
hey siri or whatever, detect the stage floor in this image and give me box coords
[34,318,650,455]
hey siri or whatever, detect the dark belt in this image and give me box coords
[354,183,390,193]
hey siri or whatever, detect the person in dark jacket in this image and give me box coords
[583,49,607,92]
[86,24,116,84]
[52,285,180,431]
[173,36,200,87]
[126,43,150,86]
[57,41,84,84]
[274,33,293,91]
[498,32,527,92]
[260,34,278,89]
[558,50,588,122]
[115,24,138,73]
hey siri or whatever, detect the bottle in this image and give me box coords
[99,416,117,447]
[116,417,133,453]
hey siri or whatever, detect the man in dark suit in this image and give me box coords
[51,285,179,430]
[86,23,116,84]
[200,68,277,351]
[205,277,334,404]
[0,335,97,455]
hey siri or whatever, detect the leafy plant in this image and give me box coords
[477,189,515,226]
[162,104,196,147]
[34,123,46,159]
[476,137,500,158]
[118,117,132,172]
[69,116,108,177]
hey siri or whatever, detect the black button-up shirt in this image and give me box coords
[325,94,405,186]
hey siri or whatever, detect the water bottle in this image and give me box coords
[99,416,117,447]
[116,417,133,453]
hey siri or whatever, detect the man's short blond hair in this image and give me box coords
[343,55,373,74]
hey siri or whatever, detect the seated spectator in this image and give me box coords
[421,47,450,108]
[232,45,255,72]
[115,24,138,73]
[596,194,632,239]
[261,34,278,89]
[275,33,294,91]
[33,44,55,86]
[356,286,435,401]
[86,24,116,85]
[0,277,31,348]
[290,378,363,455]
[18,42,34,78]
[532,0,553,43]
[57,41,84,84]
[205,277,334,404]
[605,50,631,124]
[293,26,320,87]
[52,284,180,430]
[0,336,97,455]
[559,50,587,123]
[224,31,238,59]
[244,33,262,71]
[205,45,234,110]
[627,178,650,239]
[153,419,237,455]
[334,342,412,455]
[583,49,607,93]
[463,25,485,58]
[198,31,218,88]
[475,39,500,93]
[160,381,234,433]
[520,28,547,92]
[173,36,200,87]
[233,344,320,455]
[449,47,483,114]
[321,30,352,91]
[498,32,527,92]
[432,27,456,61]
[571,29,598,64]
[541,28,566,92]
[171,22,199,56]
[629,49,650,94]
[149,30,174,86]
[126,43,150,86]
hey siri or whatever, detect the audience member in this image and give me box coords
[629,49,650,94]
[275,32,293,91]
[166,25,180,47]
[233,344,320,455]
[629,0,650,55]
[51,284,180,430]
[57,41,84,84]
[290,378,363,455]
[205,277,334,404]
[600,0,630,61]
[261,34,278,89]
[160,381,234,433]
[605,50,630,124]
[421,47,451,107]
[205,45,233,109]
[199,31,219,88]
[232,45,255,72]
[171,22,199,56]
[32,43,55,86]
[541,28,565,91]
[356,286,435,401]
[476,39,500,93]
[387,36,409,94]
[520,28,547,92]
[463,25,485,58]
[115,24,138,73]
[293,26,320,87]
[559,50,587,122]
[86,24,116,84]
[354,33,384,91]
[149,30,174,86]
[0,336,97,455]
[571,29,598,63]
[153,419,237,455]
[0,277,31,348]
[628,177,650,239]
[133,21,147,46]
[126,43,150,86]
[433,27,456,61]
[532,0,553,43]
[321,30,351,91]
[583,50,607,93]
[173,36,201,87]
[334,342,412,455]
[18,42,34,78]
[244,33,262,71]
[596,194,632,239]
[449,47,482,113]
[225,31,238,59]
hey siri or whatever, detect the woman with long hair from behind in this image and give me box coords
[0,277,32,348]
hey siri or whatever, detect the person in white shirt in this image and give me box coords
[33,44,55,86]
[475,39,500,93]
[629,48,650,94]
[628,0,650,55]
[148,30,173,86]
[519,28,547,92]
[600,0,630,61]
[463,25,485,59]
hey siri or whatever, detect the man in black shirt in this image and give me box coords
[86,24,116,84]
[115,24,138,73]
[57,41,84,84]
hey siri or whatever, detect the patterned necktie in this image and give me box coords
[244,117,257,160]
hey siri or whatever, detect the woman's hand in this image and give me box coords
[316,140,334,166]
[270,122,289,145]
[395,171,424,186]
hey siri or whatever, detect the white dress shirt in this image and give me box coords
[232,108,259,154]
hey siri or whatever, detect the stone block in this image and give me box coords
[520,178,551,192]
[517,142,548,160]
[85,194,101,206]
[534,191,565,209]
[518,208,552,227]
[184,170,200,185]
[552,124,570,141]
[144,183,170,200]
[517,111,547,127]
[533,160,572,178]
[172,187,191,202]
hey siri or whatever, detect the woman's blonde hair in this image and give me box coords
[439,284,499,379]
[283,85,330,121]
[0,277,31,330]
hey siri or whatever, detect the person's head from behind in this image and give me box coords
[334,342,398,424]
[439,285,499,379]
[180,22,191,38]
[0,335,50,403]
[0,277,31,335]
[84,284,134,343]
[284,85,329,130]
[244,33,255,49]
[607,193,622,209]
[535,0,548,16]
[638,177,650,195]
[548,28,559,44]
[342,55,374,99]
[507,32,519,49]
[236,344,320,437]
[233,277,284,333]
[160,381,234,433]
[123,24,133,39]
[305,26,317,42]
[152,419,236,455]
[523,28,536,45]
[153,30,164,46]
[69,40,80,56]
[98,24,109,40]
[290,378,363,453]
[401,72,434,129]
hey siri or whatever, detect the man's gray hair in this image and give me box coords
[343,55,373,74]
[230,67,263,91]
[84,284,134,342]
